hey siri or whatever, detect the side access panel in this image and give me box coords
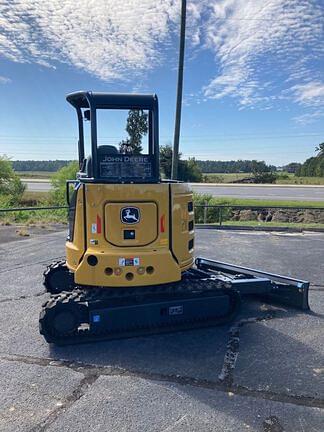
[66,184,86,271]
[170,183,195,272]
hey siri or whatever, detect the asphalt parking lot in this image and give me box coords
[0,227,323,431]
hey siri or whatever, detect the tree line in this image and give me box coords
[11,156,276,182]
[296,143,324,177]
[11,155,276,180]
[12,160,73,172]
[195,160,277,173]
[12,157,276,176]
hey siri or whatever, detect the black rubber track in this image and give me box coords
[43,260,75,294]
[39,275,241,345]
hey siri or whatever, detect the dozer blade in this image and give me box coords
[195,257,310,311]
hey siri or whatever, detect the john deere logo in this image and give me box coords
[121,207,140,224]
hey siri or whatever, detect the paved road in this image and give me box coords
[23,180,324,201]
[22,180,52,192]
[191,184,324,201]
[0,227,323,431]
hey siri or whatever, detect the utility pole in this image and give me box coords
[171,0,186,180]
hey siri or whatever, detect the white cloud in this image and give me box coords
[292,81,324,105]
[0,76,11,84]
[293,110,324,125]
[0,0,179,81]
[198,0,324,115]
[290,80,324,123]
[0,0,323,123]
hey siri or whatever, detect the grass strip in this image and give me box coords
[194,196,324,209]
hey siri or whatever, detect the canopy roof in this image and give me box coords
[66,91,157,110]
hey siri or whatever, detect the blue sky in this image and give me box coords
[0,0,323,165]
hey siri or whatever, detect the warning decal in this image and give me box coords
[119,257,140,267]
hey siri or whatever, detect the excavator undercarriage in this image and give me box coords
[40,257,309,345]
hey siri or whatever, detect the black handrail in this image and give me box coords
[0,206,68,213]
[1,204,323,213]
[194,204,324,210]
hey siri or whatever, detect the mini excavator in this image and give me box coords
[39,92,310,345]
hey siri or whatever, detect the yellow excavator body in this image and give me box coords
[66,182,194,287]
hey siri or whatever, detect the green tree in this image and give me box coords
[296,143,324,177]
[0,155,26,204]
[119,110,148,154]
[315,142,324,157]
[159,145,202,182]
[251,160,277,183]
[180,158,203,182]
[50,161,79,205]
[160,144,173,178]
[283,162,301,174]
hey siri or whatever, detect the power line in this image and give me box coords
[0,133,322,139]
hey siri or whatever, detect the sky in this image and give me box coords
[0,0,323,165]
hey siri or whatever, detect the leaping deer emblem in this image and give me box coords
[121,207,140,224]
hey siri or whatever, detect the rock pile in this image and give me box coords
[230,208,324,224]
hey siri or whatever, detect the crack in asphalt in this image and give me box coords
[0,291,45,303]
[310,285,324,291]
[262,415,284,432]
[1,235,64,253]
[218,315,275,386]
[2,353,323,411]
[0,256,64,274]
[28,372,99,432]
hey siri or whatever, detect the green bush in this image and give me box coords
[0,156,26,205]
[180,158,203,182]
[193,193,233,223]
[203,174,223,183]
[0,194,12,209]
[251,161,277,183]
[276,173,290,181]
[50,161,79,205]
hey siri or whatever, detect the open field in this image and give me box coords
[16,171,54,179]
[203,173,252,183]
[203,172,324,185]
[16,170,324,186]
[276,174,324,185]
[0,227,322,431]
